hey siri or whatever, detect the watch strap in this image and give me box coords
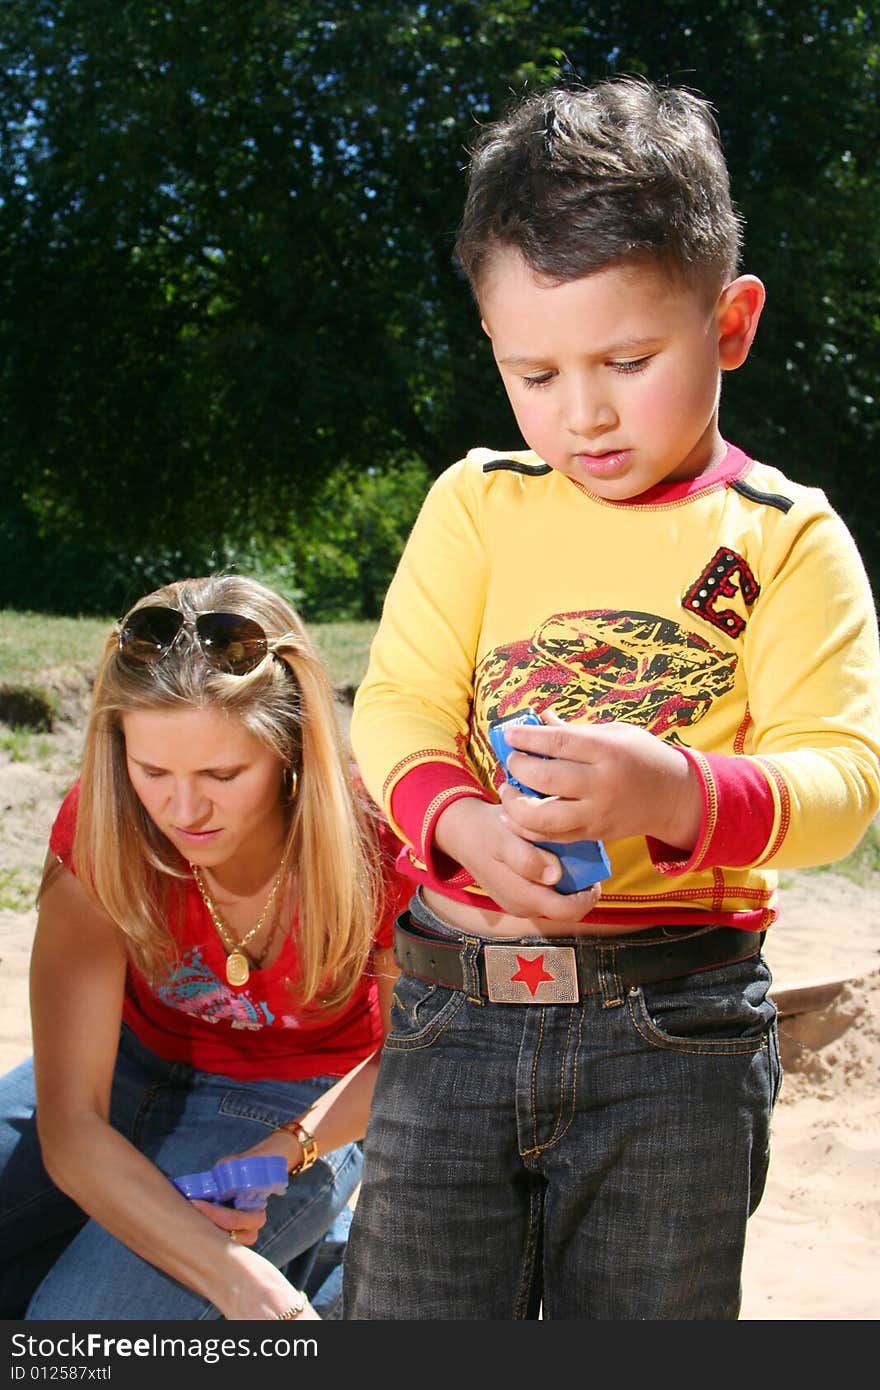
[276,1118,318,1175]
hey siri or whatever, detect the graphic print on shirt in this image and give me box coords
[681,548,760,639]
[154,947,276,1031]
[471,609,738,788]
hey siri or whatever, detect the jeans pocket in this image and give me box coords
[627,955,777,1056]
[384,972,466,1051]
[767,1018,784,1107]
[216,1074,323,1122]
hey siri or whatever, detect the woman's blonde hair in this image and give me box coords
[72,574,381,1011]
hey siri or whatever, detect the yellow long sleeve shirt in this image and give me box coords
[351,443,880,933]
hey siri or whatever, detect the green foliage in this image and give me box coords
[271,456,431,621]
[0,1,877,613]
[209,455,430,621]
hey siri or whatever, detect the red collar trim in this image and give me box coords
[581,441,752,507]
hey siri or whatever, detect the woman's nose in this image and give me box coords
[169,781,210,826]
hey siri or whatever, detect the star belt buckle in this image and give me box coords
[483,944,579,1004]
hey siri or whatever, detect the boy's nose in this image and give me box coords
[564,383,618,438]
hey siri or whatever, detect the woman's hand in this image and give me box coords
[207,1129,305,1191]
[30,858,314,1313]
[188,1198,267,1248]
[220,1245,321,1320]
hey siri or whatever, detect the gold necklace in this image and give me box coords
[191,852,289,987]
[250,909,285,968]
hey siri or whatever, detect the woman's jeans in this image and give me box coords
[0,1025,361,1320]
[344,894,781,1321]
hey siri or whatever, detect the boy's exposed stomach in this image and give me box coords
[421,886,661,940]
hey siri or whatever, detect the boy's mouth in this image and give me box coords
[575,450,630,479]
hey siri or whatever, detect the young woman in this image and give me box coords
[0,574,406,1321]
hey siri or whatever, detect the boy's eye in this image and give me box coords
[521,372,555,389]
[610,356,651,374]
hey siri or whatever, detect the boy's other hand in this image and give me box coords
[433,796,602,922]
[500,713,702,851]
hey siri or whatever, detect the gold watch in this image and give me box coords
[276,1118,318,1175]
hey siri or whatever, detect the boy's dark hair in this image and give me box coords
[455,77,743,300]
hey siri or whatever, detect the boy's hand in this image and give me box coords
[500,713,702,850]
[433,796,602,923]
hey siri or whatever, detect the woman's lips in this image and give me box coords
[174,826,223,844]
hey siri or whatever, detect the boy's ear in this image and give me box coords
[480,317,492,338]
[716,275,765,370]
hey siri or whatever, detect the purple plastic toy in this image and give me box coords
[172,1155,289,1211]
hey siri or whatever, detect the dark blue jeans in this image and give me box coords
[344,894,781,1320]
[0,1025,361,1320]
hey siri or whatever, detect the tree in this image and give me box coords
[0,1,876,613]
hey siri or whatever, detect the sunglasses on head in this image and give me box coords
[117,606,270,675]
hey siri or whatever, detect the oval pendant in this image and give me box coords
[226,951,250,987]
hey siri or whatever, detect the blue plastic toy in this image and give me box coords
[172,1155,289,1211]
[489,708,611,893]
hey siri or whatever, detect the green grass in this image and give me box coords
[0,726,55,765]
[308,619,377,690]
[0,610,111,682]
[0,866,40,912]
[0,610,378,696]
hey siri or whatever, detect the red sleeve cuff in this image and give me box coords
[647,748,776,874]
[390,761,493,884]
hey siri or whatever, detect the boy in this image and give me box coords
[344,78,880,1319]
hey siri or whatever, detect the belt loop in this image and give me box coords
[461,937,483,1003]
[597,944,623,1008]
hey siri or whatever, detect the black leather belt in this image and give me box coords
[393,912,763,1005]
